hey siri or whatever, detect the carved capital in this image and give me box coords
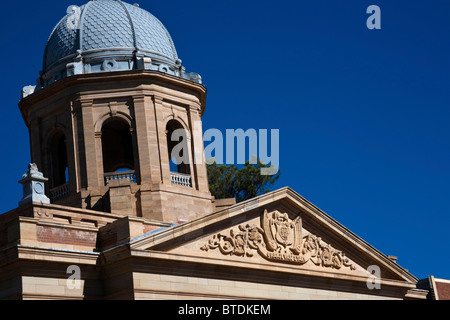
[153,95,164,105]
[132,94,146,104]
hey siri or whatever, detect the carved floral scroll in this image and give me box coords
[201,210,356,271]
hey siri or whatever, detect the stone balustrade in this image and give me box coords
[105,171,137,186]
[171,172,192,187]
[49,183,70,202]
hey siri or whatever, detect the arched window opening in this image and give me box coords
[166,120,192,188]
[102,118,136,185]
[166,120,191,175]
[50,131,69,188]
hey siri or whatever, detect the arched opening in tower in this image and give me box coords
[166,120,191,175]
[101,118,135,174]
[49,130,69,188]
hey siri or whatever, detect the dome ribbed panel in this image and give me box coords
[124,2,178,60]
[81,0,134,51]
[44,14,80,70]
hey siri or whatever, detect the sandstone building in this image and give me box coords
[0,0,428,300]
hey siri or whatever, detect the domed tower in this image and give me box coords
[19,0,212,223]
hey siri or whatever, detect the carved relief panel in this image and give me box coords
[201,210,356,271]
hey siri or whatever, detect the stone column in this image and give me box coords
[80,99,99,188]
[154,96,171,185]
[29,118,42,171]
[132,95,153,183]
[94,131,104,186]
[188,108,210,193]
[68,101,79,193]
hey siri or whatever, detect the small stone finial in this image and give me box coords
[22,85,36,99]
[18,164,50,207]
[188,72,202,84]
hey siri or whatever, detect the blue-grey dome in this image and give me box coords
[35,0,201,91]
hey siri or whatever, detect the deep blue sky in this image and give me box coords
[1,0,449,281]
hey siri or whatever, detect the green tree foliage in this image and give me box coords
[207,160,281,203]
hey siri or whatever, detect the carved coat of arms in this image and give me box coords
[201,210,356,271]
[263,210,302,254]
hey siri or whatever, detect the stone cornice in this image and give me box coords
[98,247,417,300]
[17,245,99,265]
[131,249,417,290]
[19,70,207,123]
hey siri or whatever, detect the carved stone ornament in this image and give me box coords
[201,210,356,271]
[18,163,50,206]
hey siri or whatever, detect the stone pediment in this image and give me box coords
[130,187,417,287]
